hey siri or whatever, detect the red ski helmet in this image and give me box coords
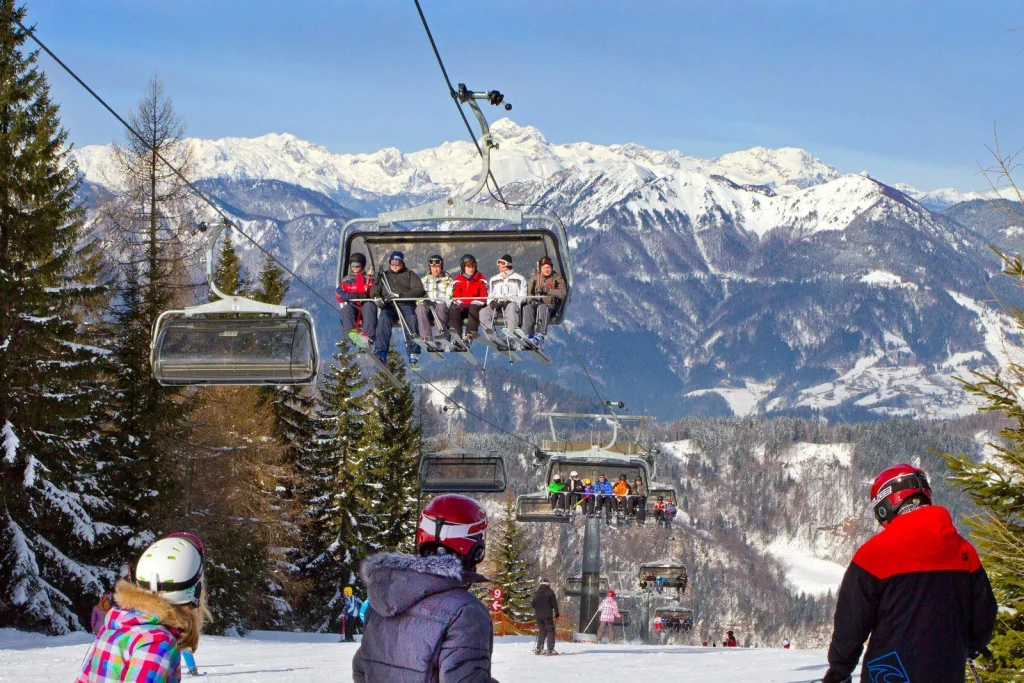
[607,590,616,598]
[870,464,931,524]
[416,494,488,566]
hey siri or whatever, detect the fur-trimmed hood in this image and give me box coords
[113,580,190,631]
[360,552,485,618]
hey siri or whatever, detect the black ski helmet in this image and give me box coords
[460,254,477,271]
[349,253,366,267]
[428,254,444,267]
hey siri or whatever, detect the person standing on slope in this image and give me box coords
[821,464,997,683]
[77,534,207,683]
[353,494,497,682]
[479,254,527,339]
[337,253,377,349]
[340,586,362,643]
[447,254,488,347]
[369,251,425,366]
[725,630,737,647]
[416,255,454,341]
[531,577,560,655]
[521,256,566,349]
[595,590,621,644]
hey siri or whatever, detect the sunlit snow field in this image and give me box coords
[0,629,846,682]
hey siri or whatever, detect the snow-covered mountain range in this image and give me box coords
[73,121,1023,421]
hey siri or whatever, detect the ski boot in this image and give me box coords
[375,350,388,365]
[409,353,419,368]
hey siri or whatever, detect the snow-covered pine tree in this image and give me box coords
[295,340,368,631]
[0,0,118,632]
[357,351,421,556]
[492,492,534,622]
[940,253,1024,680]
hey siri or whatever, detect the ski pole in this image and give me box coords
[968,658,982,683]
[583,609,600,633]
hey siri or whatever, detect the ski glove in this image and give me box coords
[373,297,385,307]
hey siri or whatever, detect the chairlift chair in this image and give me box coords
[335,88,573,361]
[646,485,678,515]
[418,448,507,493]
[564,576,608,596]
[150,222,319,386]
[639,562,688,590]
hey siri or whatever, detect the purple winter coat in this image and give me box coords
[352,552,497,683]
[90,605,107,634]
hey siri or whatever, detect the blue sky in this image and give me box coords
[30,0,1024,191]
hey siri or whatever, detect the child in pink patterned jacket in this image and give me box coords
[77,534,206,683]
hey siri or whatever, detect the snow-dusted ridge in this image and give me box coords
[72,119,975,209]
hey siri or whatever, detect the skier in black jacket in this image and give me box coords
[822,464,997,683]
[531,577,560,655]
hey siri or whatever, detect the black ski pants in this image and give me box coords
[448,303,482,337]
[342,615,359,641]
[596,495,614,521]
[536,616,556,651]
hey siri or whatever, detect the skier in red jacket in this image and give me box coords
[822,463,996,683]
[447,254,488,345]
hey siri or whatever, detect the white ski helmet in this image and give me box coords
[570,471,579,477]
[135,535,205,606]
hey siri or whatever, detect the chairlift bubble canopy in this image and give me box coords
[150,222,319,386]
[419,449,507,493]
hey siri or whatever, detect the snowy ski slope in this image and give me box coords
[0,629,846,682]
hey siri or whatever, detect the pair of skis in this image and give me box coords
[480,327,550,364]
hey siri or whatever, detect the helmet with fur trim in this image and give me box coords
[415,494,488,568]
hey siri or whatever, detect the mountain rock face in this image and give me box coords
[73,121,1022,421]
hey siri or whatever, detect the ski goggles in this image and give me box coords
[497,259,512,267]
[428,258,444,266]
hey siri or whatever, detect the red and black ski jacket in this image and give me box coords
[452,271,488,305]
[336,272,374,304]
[823,505,996,683]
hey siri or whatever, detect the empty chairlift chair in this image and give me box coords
[418,449,507,494]
[150,222,319,386]
[564,576,608,596]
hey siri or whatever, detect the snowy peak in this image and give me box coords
[713,146,840,194]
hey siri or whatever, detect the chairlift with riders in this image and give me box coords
[336,85,574,373]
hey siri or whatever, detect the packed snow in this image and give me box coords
[0,629,841,682]
[766,538,847,597]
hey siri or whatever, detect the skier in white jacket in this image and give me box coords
[479,254,527,336]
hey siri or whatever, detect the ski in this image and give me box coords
[508,328,551,364]
[348,330,369,349]
[479,327,521,362]
[413,335,447,362]
[447,334,478,365]
[358,347,402,387]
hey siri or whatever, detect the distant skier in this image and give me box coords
[595,590,621,644]
[340,586,362,643]
[480,254,527,337]
[353,494,497,682]
[521,256,566,349]
[566,471,585,510]
[548,474,567,513]
[90,592,112,634]
[630,476,647,524]
[369,251,425,366]
[531,577,560,655]
[337,252,377,349]
[822,464,997,683]
[593,473,614,523]
[416,255,454,341]
[77,534,206,683]
[726,630,737,647]
[782,639,791,650]
[447,254,488,347]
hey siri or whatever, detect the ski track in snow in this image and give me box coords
[0,629,843,682]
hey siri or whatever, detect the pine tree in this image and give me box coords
[256,253,289,306]
[210,230,250,299]
[0,1,116,632]
[940,252,1024,680]
[295,340,368,631]
[101,76,195,561]
[491,492,534,622]
[357,351,421,555]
